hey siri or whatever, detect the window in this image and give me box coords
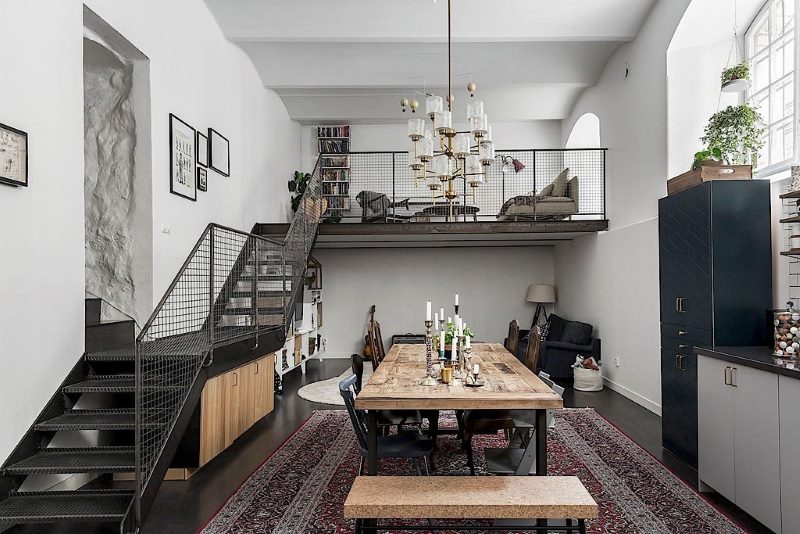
[746,0,796,173]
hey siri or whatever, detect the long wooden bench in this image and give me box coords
[344,476,598,533]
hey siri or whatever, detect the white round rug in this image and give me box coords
[297,365,373,406]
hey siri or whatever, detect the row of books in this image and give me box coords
[322,182,350,195]
[326,196,351,210]
[321,155,349,168]
[317,125,350,138]
[322,169,350,182]
[318,139,350,154]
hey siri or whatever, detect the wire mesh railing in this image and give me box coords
[134,165,323,527]
[322,148,606,223]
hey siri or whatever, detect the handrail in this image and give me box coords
[133,160,324,529]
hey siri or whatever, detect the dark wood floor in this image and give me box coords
[11,358,770,533]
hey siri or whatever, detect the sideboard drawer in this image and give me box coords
[661,323,712,347]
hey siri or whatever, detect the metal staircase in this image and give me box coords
[0,164,323,532]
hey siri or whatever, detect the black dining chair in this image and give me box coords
[339,375,434,475]
[351,354,424,433]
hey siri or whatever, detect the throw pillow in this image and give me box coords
[551,168,570,197]
[538,183,555,197]
[544,314,567,342]
[562,320,593,346]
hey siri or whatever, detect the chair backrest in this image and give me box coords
[351,353,364,393]
[366,306,386,371]
[506,320,520,355]
[339,374,368,452]
[524,326,541,373]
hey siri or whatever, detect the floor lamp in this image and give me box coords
[527,284,556,331]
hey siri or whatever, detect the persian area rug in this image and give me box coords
[199,409,743,534]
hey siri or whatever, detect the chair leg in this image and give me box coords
[423,456,430,475]
[358,455,364,476]
[465,437,476,476]
[579,519,586,534]
[566,518,573,533]
[412,457,423,476]
[354,518,363,534]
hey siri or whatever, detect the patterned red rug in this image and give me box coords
[199,409,743,534]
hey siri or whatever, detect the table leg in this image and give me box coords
[367,410,378,475]
[536,409,547,476]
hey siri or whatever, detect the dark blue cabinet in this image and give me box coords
[658,180,772,468]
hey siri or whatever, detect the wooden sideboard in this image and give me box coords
[169,353,276,476]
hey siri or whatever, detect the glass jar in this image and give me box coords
[773,308,800,358]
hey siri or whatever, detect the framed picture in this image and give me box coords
[0,123,28,187]
[169,114,197,201]
[196,131,208,168]
[197,166,208,192]
[208,128,230,177]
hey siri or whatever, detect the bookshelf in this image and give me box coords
[318,125,351,214]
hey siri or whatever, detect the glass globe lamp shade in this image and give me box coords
[470,113,488,136]
[453,133,470,157]
[434,111,452,133]
[426,95,444,116]
[467,100,484,119]
[407,118,425,139]
[479,141,495,164]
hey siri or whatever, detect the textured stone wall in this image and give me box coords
[83,39,139,323]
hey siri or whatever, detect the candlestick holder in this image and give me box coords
[454,334,467,379]
[421,320,438,386]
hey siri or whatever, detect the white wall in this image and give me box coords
[301,121,562,172]
[316,246,555,358]
[0,0,300,461]
[667,39,737,177]
[0,0,85,461]
[556,0,693,414]
[84,0,301,298]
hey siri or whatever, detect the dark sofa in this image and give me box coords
[519,314,601,380]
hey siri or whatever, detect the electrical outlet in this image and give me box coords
[614,357,621,367]
[161,224,171,234]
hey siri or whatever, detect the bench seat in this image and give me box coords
[344,476,598,520]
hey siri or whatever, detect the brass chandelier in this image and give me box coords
[399,0,495,211]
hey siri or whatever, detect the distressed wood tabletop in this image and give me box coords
[355,343,564,410]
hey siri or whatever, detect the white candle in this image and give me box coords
[465,334,471,348]
[451,335,458,360]
[455,293,459,306]
[440,308,445,322]
[440,329,446,351]
[473,363,480,375]
[426,301,432,321]
[447,316,452,326]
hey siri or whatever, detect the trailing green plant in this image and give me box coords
[700,104,765,166]
[691,146,723,170]
[288,171,310,213]
[721,61,750,84]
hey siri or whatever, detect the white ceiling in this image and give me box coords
[204,0,657,124]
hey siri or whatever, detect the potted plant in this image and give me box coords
[692,146,723,170]
[433,322,475,352]
[721,61,750,92]
[288,170,341,223]
[701,103,765,167]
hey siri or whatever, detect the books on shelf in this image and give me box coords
[321,155,349,168]
[318,138,350,154]
[322,168,350,182]
[326,196,351,210]
[322,182,349,195]
[317,125,350,138]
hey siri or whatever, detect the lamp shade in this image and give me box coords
[526,284,556,303]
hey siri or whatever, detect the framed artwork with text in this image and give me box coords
[169,114,197,201]
[0,123,28,187]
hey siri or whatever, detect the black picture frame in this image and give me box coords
[197,166,208,192]
[0,123,29,188]
[169,113,197,201]
[196,131,208,168]
[208,127,230,177]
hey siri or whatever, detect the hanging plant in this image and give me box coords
[721,61,750,85]
[700,104,765,166]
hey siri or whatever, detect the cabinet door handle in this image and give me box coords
[730,367,737,387]
[724,367,731,385]
[255,362,260,374]
[678,344,688,350]
[675,297,681,312]
[675,354,681,369]
[233,372,238,387]
[678,330,687,336]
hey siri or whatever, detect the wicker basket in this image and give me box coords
[573,367,603,392]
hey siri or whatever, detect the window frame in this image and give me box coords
[745,0,798,177]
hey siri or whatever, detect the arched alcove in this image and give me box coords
[566,113,600,148]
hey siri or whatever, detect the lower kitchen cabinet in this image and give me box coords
[780,375,800,533]
[697,355,781,533]
[661,348,697,467]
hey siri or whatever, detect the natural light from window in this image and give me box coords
[746,0,796,174]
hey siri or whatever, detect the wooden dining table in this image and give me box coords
[355,342,563,476]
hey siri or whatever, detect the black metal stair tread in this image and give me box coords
[4,448,136,475]
[85,345,205,362]
[35,410,137,431]
[0,490,134,523]
[221,308,284,315]
[62,375,135,393]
